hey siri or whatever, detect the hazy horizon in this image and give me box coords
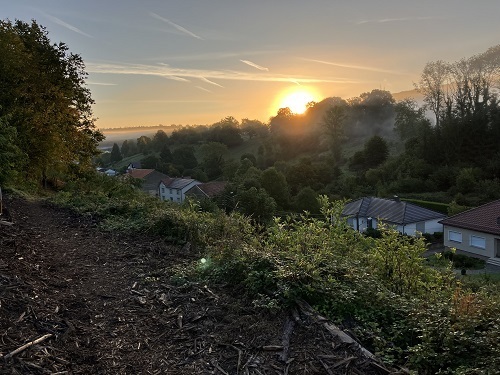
[4,1,500,128]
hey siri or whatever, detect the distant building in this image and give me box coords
[126,169,169,196]
[185,181,227,201]
[158,178,201,203]
[127,161,142,170]
[342,196,446,236]
[439,199,500,266]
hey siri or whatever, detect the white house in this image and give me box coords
[342,196,446,236]
[439,199,500,266]
[158,178,201,203]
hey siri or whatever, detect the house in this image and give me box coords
[127,161,142,170]
[439,199,500,266]
[158,178,201,203]
[185,181,227,201]
[126,168,169,196]
[96,168,117,176]
[342,196,446,236]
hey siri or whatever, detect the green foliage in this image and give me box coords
[260,167,290,209]
[50,178,500,374]
[447,200,470,216]
[235,187,276,223]
[0,113,24,184]
[172,145,198,169]
[199,141,227,179]
[293,187,320,214]
[441,251,486,270]
[0,19,103,186]
[110,143,122,163]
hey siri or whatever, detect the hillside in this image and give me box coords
[0,197,398,374]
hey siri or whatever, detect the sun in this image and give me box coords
[277,89,317,114]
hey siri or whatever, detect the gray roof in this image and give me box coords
[160,178,198,190]
[342,197,446,225]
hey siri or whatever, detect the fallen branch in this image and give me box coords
[279,315,295,362]
[1,333,53,360]
[296,300,376,359]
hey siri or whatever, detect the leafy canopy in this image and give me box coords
[0,19,103,186]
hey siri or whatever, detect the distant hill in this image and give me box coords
[392,88,424,103]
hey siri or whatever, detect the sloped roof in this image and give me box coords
[186,181,227,198]
[160,178,199,190]
[127,169,154,179]
[128,161,142,169]
[439,199,500,236]
[343,197,446,225]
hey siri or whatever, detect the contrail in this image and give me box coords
[200,77,224,88]
[45,14,93,38]
[240,60,269,71]
[150,12,203,40]
[303,58,408,75]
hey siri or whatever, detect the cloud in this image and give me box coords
[355,16,437,25]
[199,77,224,88]
[302,58,408,76]
[196,86,212,93]
[151,50,283,62]
[86,81,117,86]
[164,76,191,82]
[44,13,93,38]
[240,60,269,71]
[150,12,203,40]
[86,62,359,85]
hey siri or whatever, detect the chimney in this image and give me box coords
[393,195,400,202]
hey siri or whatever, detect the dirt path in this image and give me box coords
[1,197,394,374]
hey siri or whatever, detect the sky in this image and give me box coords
[3,0,500,129]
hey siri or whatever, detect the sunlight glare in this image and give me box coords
[278,89,317,114]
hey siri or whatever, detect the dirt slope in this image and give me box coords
[0,197,399,374]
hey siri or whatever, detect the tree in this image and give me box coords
[240,118,268,138]
[152,130,169,151]
[260,167,290,209]
[394,99,431,141]
[140,154,159,169]
[323,102,347,163]
[172,145,198,169]
[0,19,103,186]
[235,187,276,223]
[208,116,243,147]
[416,60,449,127]
[0,113,23,184]
[159,144,173,163]
[137,136,152,155]
[240,153,257,166]
[121,139,138,157]
[110,143,122,163]
[199,142,227,179]
[293,187,320,214]
[363,136,389,168]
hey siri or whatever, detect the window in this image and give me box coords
[449,230,462,243]
[161,187,165,193]
[169,189,172,194]
[177,190,180,195]
[470,235,486,249]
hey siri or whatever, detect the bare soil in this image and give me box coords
[0,197,400,374]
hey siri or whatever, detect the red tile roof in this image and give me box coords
[127,169,155,179]
[439,199,500,235]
